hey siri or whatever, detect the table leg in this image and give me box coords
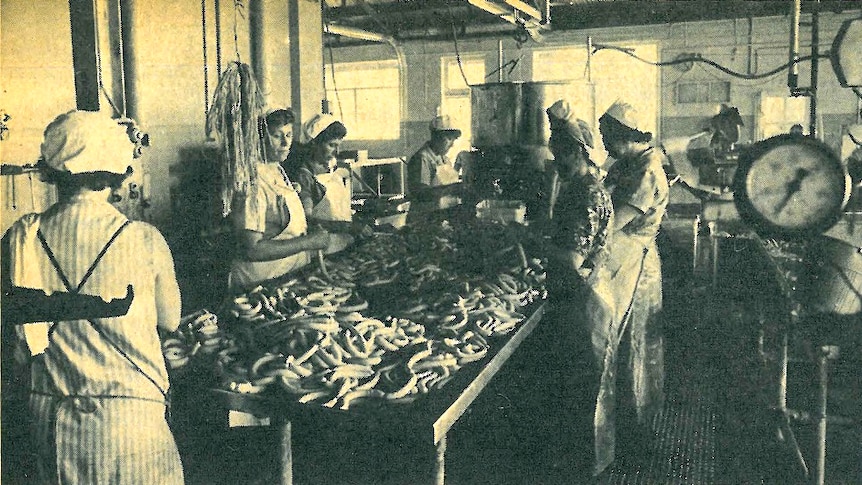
[814,346,839,485]
[711,225,719,289]
[434,433,447,485]
[777,332,809,477]
[278,419,293,485]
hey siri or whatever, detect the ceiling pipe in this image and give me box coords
[788,0,802,90]
[324,23,393,43]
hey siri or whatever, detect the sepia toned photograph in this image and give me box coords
[1,0,860,483]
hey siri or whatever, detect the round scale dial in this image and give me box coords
[734,134,851,239]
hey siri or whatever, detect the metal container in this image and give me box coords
[810,236,862,315]
[471,81,577,148]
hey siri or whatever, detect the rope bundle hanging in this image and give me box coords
[206,61,266,216]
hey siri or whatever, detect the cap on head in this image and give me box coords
[429,115,462,138]
[40,110,133,175]
[547,99,594,149]
[603,100,640,131]
[301,113,342,144]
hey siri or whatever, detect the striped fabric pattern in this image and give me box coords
[7,194,184,484]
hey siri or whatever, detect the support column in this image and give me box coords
[249,0,268,98]
[120,0,138,120]
[288,0,324,124]
[69,0,100,110]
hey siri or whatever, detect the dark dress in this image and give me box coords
[544,164,617,476]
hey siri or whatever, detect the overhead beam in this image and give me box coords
[503,0,541,21]
[324,23,393,43]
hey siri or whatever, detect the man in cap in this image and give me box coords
[407,114,463,197]
[1,110,185,484]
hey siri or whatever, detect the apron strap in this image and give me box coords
[35,220,131,293]
[34,220,169,402]
[82,316,170,400]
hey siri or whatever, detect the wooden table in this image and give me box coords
[211,302,545,485]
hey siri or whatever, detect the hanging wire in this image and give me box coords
[853,87,862,100]
[326,43,345,120]
[593,43,829,81]
[321,2,344,117]
[446,4,470,87]
[215,0,222,77]
[202,0,210,118]
[486,55,524,80]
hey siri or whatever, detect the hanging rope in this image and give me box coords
[206,62,266,216]
[233,0,244,61]
[446,4,470,88]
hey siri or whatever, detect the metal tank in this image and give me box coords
[465,81,577,218]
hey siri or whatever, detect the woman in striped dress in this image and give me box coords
[2,110,184,484]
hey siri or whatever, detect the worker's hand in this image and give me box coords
[307,226,331,251]
[353,223,374,239]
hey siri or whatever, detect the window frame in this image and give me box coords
[325,59,402,141]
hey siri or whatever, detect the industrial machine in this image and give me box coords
[464,81,573,218]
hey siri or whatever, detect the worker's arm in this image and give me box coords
[613,203,643,233]
[238,228,330,262]
[150,227,182,333]
[547,247,586,273]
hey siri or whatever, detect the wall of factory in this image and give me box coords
[331,11,861,168]
[0,0,299,234]
[0,0,75,234]
[3,3,860,237]
[114,0,300,229]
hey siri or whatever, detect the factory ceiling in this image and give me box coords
[322,0,860,45]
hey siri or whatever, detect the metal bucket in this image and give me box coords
[470,81,579,148]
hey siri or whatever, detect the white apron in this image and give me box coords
[7,200,183,485]
[229,185,311,290]
[311,170,354,255]
[431,160,461,186]
[311,170,352,222]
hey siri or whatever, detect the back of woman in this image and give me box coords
[3,110,184,485]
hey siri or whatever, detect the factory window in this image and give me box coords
[756,93,809,139]
[325,60,401,140]
[532,43,659,165]
[441,57,486,154]
[677,81,731,104]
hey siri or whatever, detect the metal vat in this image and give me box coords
[471,81,578,148]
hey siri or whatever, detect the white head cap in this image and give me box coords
[40,110,133,175]
[300,113,342,144]
[603,100,640,131]
[547,99,594,148]
[429,115,462,137]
